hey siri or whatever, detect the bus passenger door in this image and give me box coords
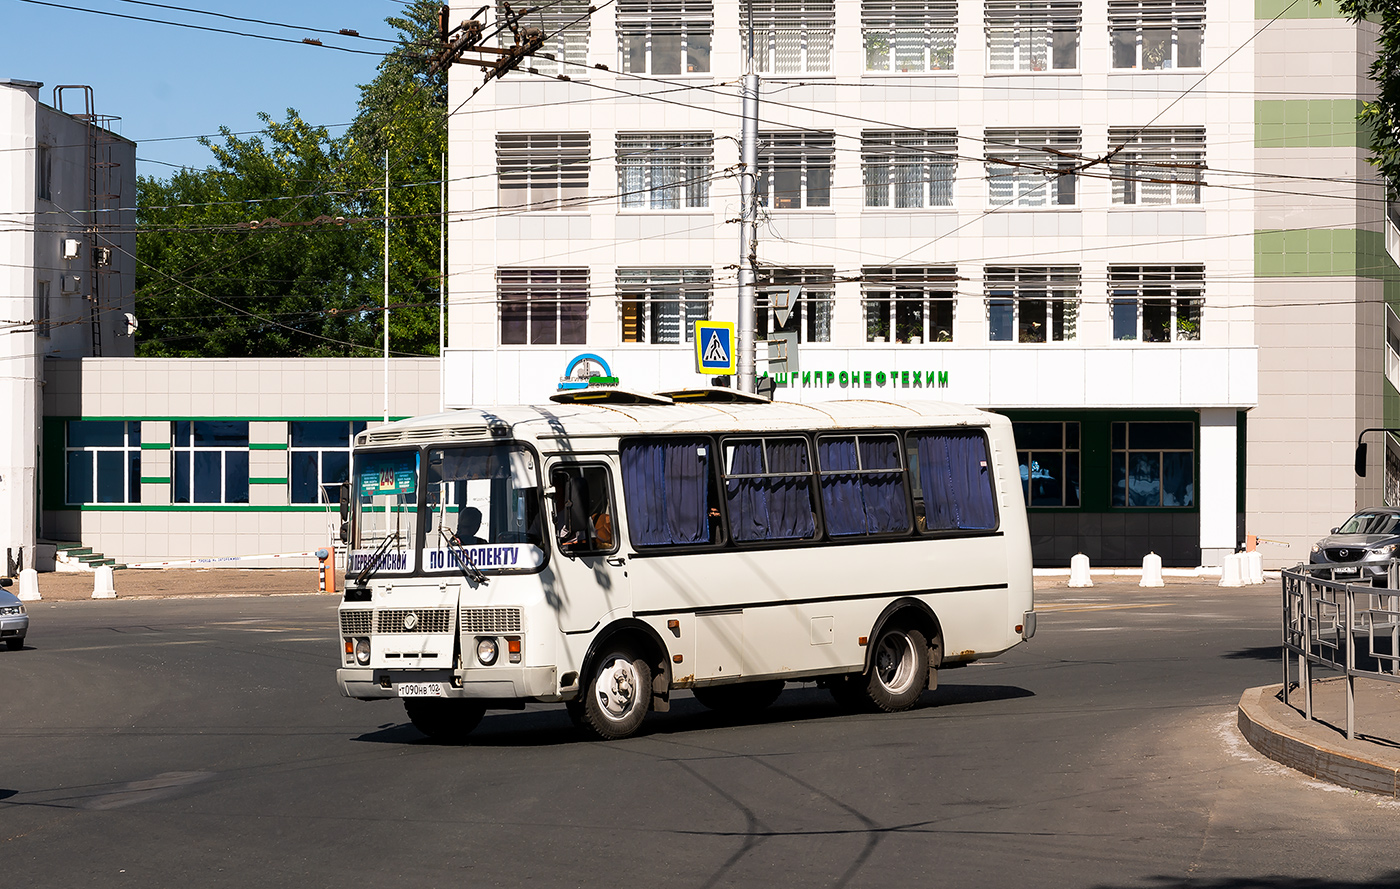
[545,460,631,632]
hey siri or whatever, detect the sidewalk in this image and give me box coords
[22,567,327,601]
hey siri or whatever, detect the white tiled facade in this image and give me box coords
[443,0,1265,566]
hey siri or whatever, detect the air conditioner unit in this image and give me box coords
[93,246,112,266]
[62,239,81,260]
[60,275,81,294]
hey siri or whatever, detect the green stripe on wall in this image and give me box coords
[1256,0,1347,19]
[249,477,289,485]
[1254,228,1395,278]
[249,443,289,451]
[140,442,171,450]
[1255,99,1370,149]
[56,505,334,513]
[140,477,172,485]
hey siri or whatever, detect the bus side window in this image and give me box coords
[550,465,616,555]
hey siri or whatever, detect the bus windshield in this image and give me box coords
[351,449,419,575]
[424,443,546,573]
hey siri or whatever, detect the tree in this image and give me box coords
[342,0,450,358]
[1332,1,1400,186]
[135,1,449,357]
[136,111,378,357]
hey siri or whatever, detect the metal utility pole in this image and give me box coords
[736,4,760,393]
[439,151,447,413]
[383,149,390,423]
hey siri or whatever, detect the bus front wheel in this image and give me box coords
[403,698,485,744]
[576,647,652,740]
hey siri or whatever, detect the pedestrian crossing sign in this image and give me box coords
[694,321,737,375]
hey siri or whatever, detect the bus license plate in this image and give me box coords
[397,682,447,697]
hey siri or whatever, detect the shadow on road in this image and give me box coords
[351,682,1035,748]
[1091,875,1400,889]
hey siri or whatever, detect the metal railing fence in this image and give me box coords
[1281,563,1400,739]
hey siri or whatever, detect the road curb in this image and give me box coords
[1237,684,1400,798]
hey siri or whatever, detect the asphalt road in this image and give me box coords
[4,582,1400,889]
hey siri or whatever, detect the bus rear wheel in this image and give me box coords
[403,698,485,744]
[692,680,784,714]
[577,647,651,740]
[866,626,929,712]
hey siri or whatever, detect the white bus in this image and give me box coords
[336,390,1036,741]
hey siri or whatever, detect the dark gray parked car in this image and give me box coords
[1309,508,1400,585]
[0,584,28,650]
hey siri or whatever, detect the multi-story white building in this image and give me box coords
[1,79,136,571]
[16,2,1398,572]
[444,0,1275,567]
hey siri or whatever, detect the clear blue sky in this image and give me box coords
[4,0,409,178]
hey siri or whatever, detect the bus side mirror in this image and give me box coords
[338,482,352,544]
[1356,442,1368,477]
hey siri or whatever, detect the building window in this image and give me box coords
[618,0,712,74]
[863,266,956,343]
[290,421,367,505]
[986,266,1079,342]
[65,420,140,505]
[1109,127,1204,206]
[1109,0,1203,70]
[499,268,588,345]
[617,132,713,209]
[742,0,835,74]
[1386,306,1400,394]
[757,132,834,210]
[173,421,249,504]
[36,145,52,202]
[862,130,956,208]
[986,129,1080,207]
[500,0,589,76]
[618,268,711,344]
[758,268,834,343]
[862,0,957,72]
[1109,265,1203,342]
[1111,421,1194,507]
[497,133,589,211]
[1012,421,1079,507]
[986,0,1080,71]
[35,279,50,338]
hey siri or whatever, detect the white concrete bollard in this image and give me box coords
[17,567,40,601]
[1245,550,1264,585]
[1068,552,1093,588]
[1140,552,1164,588]
[1218,553,1244,588]
[92,565,117,599]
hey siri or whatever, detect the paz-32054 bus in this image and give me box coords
[336,390,1036,741]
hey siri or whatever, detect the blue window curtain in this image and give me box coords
[916,432,997,531]
[725,438,815,542]
[818,436,909,536]
[859,435,909,533]
[621,439,710,545]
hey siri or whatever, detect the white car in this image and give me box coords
[0,583,28,650]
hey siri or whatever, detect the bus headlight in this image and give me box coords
[354,638,371,666]
[476,637,498,666]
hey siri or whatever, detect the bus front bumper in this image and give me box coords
[338,665,560,702]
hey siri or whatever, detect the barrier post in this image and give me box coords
[1139,552,1164,588]
[92,565,117,599]
[316,548,336,596]
[17,567,40,601]
[1068,553,1092,588]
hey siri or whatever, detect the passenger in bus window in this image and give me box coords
[454,506,488,545]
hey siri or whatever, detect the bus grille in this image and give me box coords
[461,607,522,634]
[339,610,372,636]
[376,608,452,634]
